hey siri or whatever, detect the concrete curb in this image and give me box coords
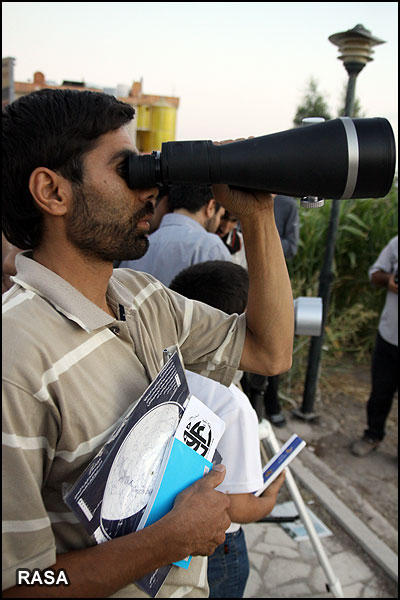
[290,453,398,583]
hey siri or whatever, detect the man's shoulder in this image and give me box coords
[388,235,398,255]
[274,195,298,214]
[151,219,230,258]
[2,284,47,325]
[275,194,297,205]
[372,235,398,269]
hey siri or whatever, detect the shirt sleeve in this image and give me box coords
[369,236,398,279]
[168,287,247,388]
[2,381,58,590]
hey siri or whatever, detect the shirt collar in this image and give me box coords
[160,212,206,233]
[13,251,122,333]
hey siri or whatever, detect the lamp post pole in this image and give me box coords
[297,25,385,419]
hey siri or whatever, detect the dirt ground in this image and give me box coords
[277,355,398,537]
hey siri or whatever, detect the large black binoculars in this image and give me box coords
[127,117,395,199]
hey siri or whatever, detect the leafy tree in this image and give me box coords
[293,77,332,127]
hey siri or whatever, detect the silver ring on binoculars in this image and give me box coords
[339,117,360,199]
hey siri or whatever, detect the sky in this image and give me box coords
[2,2,398,150]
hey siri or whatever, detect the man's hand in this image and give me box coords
[259,471,286,512]
[388,273,398,294]
[212,182,275,222]
[371,270,398,294]
[170,464,231,557]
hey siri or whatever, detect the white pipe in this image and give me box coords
[260,421,344,598]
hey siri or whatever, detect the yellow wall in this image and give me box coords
[136,104,177,152]
[136,105,151,131]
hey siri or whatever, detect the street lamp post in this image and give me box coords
[330,24,385,116]
[296,25,386,420]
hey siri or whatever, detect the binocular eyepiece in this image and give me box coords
[127,117,396,200]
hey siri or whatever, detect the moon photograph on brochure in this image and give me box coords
[100,402,182,539]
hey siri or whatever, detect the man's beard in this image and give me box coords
[66,182,154,262]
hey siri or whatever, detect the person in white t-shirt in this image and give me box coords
[170,261,286,598]
[351,235,398,457]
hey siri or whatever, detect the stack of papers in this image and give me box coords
[64,352,225,596]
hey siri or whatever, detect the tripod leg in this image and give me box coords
[259,437,269,464]
[259,425,344,598]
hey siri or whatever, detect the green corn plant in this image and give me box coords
[281,180,398,396]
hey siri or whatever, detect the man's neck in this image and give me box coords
[33,242,115,317]
[173,208,206,229]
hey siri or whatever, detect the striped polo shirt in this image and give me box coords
[2,251,246,596]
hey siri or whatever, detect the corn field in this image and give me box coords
[285,179,398,386]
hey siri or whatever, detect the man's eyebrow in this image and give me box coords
[108,148,138,164]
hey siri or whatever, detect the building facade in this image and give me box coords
[2,62,179,152]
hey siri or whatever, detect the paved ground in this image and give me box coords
[243,517,397,598]
[282,358,398,539]
[241,358,398,598]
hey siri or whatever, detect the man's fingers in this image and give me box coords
[204,463,226,488]
[268,471,286,493]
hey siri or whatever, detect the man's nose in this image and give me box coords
[139,187,159,206]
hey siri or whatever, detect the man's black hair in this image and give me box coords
[2,88,135,249]
[169,260,249,315]
[167,184,220,214]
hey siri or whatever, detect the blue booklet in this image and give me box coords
[137,393,225,569]
[255,434,306,496]
[139,437,213,569]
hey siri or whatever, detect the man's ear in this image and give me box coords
[205,198,216,218]
[29,167,71,216]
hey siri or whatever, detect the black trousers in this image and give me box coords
[365,332,398,441]
[241,373,281,419]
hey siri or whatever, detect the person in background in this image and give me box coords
[273,194,300,261]
[170,260,286,598]
[242,195,300,427]
[2,88,294,597]
[351,235,398,457]
[148,185,171,234]
[119,184,231,286]
[216,211,247,269]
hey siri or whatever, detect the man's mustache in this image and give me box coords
[133,202,155,224]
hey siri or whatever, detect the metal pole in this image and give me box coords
[343,62,365,116]
[298,62,363,418]
[299,199,341,416]
[260,421,344,597]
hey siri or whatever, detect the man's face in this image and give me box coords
[66,127,158,262]
[206,206,226,234]
[217,214,238,238]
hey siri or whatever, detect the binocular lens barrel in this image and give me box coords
[127,117,396,199]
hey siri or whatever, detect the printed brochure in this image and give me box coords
[255,434,306,496]
[64,352,225,596]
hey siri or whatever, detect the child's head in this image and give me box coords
[170,260,249,315]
